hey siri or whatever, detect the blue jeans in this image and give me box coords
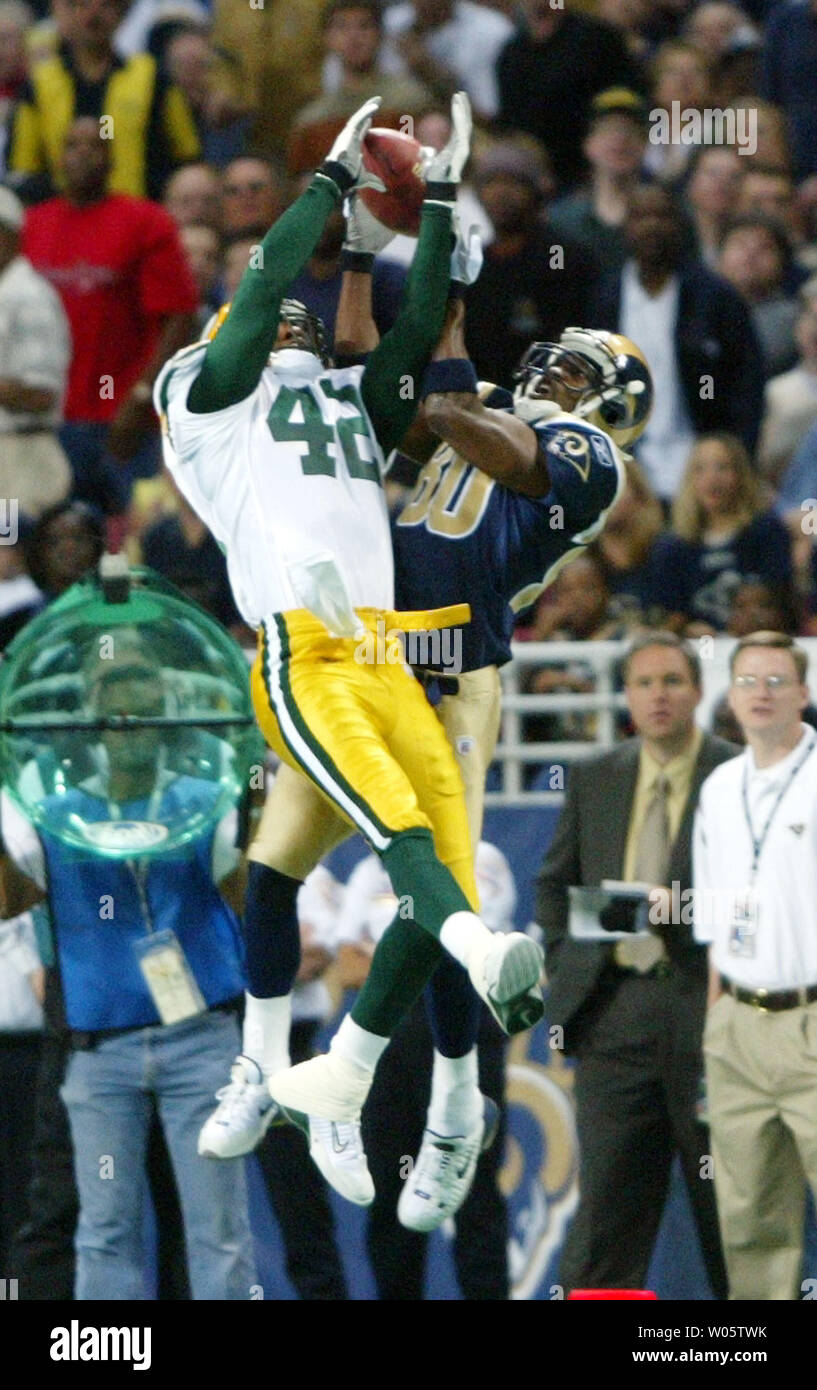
[61,1010,257,1300]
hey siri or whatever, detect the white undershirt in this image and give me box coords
[620,262,696,501]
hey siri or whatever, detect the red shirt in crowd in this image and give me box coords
[23,193,197,423]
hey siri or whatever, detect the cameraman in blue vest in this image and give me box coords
[0,644,256,1300]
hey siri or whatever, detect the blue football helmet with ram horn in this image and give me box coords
[513,328,653,450]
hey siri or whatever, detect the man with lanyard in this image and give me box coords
[0,642,255,1299]
[694,629,817,1300]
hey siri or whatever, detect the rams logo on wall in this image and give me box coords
[502,1028,578,1300]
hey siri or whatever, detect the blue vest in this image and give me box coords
[39,778,245,1030]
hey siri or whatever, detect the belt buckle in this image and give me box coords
[753,987,768,1013]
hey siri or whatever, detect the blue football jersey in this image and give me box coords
[393,388,624,672]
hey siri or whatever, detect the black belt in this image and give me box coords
[1,426,52,436]
[719,974,817,1012]
[414,668,460,698]
[610,958,672,981]
[69,999,241,1050]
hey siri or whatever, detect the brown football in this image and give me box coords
[360,128,425,236]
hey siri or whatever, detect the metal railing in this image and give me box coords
[490,640,629,807]
[486,636,817,808]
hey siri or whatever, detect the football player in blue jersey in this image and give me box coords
[378,260,655,1233]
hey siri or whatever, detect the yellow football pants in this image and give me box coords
[250,609,478,908]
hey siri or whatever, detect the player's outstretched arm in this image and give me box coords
[422,298,551,498]
[334,192,391,359]
[189,98,382,414]
[335,194,436,466]
[360,92,472,454]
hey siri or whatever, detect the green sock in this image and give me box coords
[351,913,442,1037]
[380,828,472,941]
[351,828,474,1037]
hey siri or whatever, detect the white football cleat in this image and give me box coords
[398,1096,500,1232]
[468,931,544,1035]
[198,1055,281,1158]
[308,1116,375,1207]
[268,1050,371,1122]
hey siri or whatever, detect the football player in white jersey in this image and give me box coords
[157,95,546,1206]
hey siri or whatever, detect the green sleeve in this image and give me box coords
[188,175,342,414]
[361,203,452,455]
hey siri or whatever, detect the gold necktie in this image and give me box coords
[615,774,670,973]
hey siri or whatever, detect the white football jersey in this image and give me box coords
[155,345,395,630]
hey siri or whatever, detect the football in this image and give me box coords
[360,128,426,236]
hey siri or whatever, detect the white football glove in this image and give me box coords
[422,91,472,187]
[324,96,386,192]
[344,192,395,255]
[450,218,483,286]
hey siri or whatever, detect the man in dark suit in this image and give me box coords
[536,631,738,1297]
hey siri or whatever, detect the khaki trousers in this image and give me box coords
[704,991,817,1300]
[0,432,71,520]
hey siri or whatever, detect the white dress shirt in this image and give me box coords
[693,724,817,990]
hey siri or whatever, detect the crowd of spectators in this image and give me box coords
[1,0,817,693]
[4,0,817,1302]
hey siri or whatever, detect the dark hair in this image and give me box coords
[685,142,742,180]
[323,0,382,29]
[728,579,802,636]
[621,630,702,688]
[626,182,686,226]
[719,211,792,265]
[741,163,794,187]
[222,155,287,187]
[23,501,105,595]
[729,630,808,682]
